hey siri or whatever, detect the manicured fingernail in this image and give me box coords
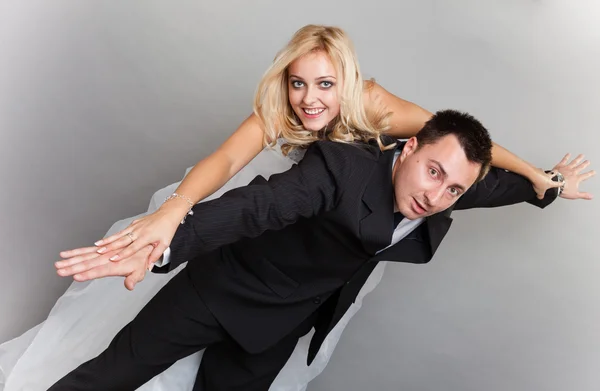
[109,255,119,261]
[94,240,103,246]
[97,247,107,254]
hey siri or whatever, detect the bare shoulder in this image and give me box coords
[362,79,383,103]
[362,79,402,119]
[361,78,433,138]
[362,79,405,108]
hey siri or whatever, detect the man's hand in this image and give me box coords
[552,153,595,200]
[55,244,155,291]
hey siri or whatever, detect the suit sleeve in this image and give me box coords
[153,141,352,272]
[454,167,559,211]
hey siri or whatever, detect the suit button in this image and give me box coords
[313,296,321,304]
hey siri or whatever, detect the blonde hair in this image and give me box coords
[253,24,392,155]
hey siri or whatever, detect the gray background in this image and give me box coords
[1,1,598,390]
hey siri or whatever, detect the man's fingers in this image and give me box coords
[124,274,143,291]
[57,253,115,277]
[124,274,137,291]
[579,169,596,182]
[573,160,590,173]
[568,154,585,167]
[577,191,594,200]
[553,153,571,169]
[55,250,106,269]
[73,261,129,282]
[124,277,136,291]
[124,270,145,291]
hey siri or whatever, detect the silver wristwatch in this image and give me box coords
[547,170,565,196]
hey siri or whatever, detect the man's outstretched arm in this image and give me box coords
[152,141,356,272]
[55,141,357,283]
[455,153,594,211]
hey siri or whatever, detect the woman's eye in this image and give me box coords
[320,81,333,88]
[291,81,304,88]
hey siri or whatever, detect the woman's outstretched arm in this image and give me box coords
[60,114,267,267]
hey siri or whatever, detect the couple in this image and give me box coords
[2,24,594,390]
[50,106,594,390]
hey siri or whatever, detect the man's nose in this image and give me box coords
[425,186,446,207]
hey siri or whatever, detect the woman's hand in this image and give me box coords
[56,244,155,291]
[59,203,187,268]
[60,114,265,268]
[529,166,565,200]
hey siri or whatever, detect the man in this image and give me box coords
[51,110,594,390]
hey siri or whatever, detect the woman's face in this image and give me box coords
[287,50,341,132]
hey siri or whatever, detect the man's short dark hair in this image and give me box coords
[416,109,493,181]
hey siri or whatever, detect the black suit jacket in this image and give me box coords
[154,139,558,364]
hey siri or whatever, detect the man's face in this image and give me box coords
[392,135,482,219]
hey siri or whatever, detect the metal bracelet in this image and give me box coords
[547,170,565,196]
[164,193,195,224]
[554,171,565,196]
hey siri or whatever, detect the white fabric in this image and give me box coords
[0,142,395,391]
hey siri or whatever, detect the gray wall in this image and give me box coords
[1,1,598,390]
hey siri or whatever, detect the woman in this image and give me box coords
[1,24,559,390]
[71,32,556,271]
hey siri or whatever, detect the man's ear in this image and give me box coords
[400,137,419,161]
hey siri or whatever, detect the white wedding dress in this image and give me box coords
[0,141,389,391]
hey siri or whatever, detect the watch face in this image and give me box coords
[546,170,562,182]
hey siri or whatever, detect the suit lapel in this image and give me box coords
[357,140,455,262]
[426,207,453,255]
[358,146,397,255]
[370,210,453,263]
